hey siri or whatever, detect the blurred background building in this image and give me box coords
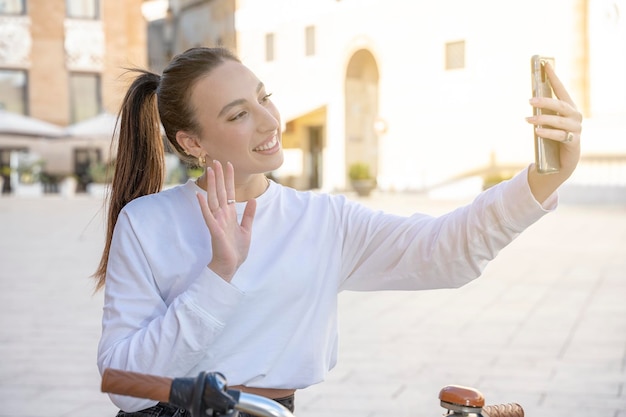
[0,0,145,194]
[1,0,625,199]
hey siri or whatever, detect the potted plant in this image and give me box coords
[348,162,376,197]
[0,166,10,195]
[87,160,115,197]
[15,154,44,197]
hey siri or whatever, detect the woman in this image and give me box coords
[96,47,582,416]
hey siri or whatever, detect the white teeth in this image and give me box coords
[254,136,277,151]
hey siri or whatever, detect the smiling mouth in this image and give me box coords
[253,135,278,151]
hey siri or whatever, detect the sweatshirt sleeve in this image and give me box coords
[97,209,245,412]
[339,166,556,291]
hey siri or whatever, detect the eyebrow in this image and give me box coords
[217,82,265,118]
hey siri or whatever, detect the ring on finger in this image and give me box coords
[563,131,574,144]
[227,199,236,204]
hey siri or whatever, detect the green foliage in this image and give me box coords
[482,171,514,190]
[187,166,204,179]
[88,160,115,183]
[16,155,44,184]
[348,162,372,180]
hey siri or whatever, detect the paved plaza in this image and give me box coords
[0,188,625,417]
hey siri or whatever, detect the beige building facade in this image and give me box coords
[160,0,626,194]
[0,0,146,193]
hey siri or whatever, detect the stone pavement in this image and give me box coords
[0,189,624,417]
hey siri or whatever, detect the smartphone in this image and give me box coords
[531,55,560,174]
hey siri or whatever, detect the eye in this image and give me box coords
[229,111,248,121]
[260,93,273,103]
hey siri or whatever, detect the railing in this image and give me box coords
[571,154,626,186]
[420,153,626,201]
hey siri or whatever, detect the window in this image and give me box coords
[69,72,101,123]
[445,40,465,70]
[0,0,25,14]
[305,26,316,56]
[265,33,275,62]
[66,0,99,19]
[0,69,28,114]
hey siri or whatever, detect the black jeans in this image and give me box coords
[116,394,295,417]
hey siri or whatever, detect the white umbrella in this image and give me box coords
[0,109,65,138]
[64,112,119,139]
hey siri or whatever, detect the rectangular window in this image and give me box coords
[305,26,316,56]
[0,69,28,114]
[69,72,101,123]
[265,33,275,62]
[445,40,465,70]
[66,0,99,19]
[0,0,25,14]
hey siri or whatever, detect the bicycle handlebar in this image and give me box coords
[102,369,523,417]
[102,368,172,403]
[101,368,295,417]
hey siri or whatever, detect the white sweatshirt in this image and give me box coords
[98,167,555,411]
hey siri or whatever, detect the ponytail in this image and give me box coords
[93,70,164,291]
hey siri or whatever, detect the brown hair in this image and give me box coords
[93,47,240,291]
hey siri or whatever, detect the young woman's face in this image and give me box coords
[190,60,283,180]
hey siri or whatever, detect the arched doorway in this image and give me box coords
[345,49,380,184]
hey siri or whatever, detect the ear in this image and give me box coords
[175,131,202,157]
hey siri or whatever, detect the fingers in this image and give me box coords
[528,63,583,148]
[213,160,227,206]
[529,111,581,135]
[531,96,582,123]
[528,106,581,146]
[543,62,576,109]
[205,160,236,212]
[224,161,236,204]
[196,191,216,229]
[533,125,580,146]
[563,131,574,143]
[537,63,583,126]
[205,165,219,211]
[197,160,258,226]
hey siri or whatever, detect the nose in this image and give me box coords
[256,103,280,133]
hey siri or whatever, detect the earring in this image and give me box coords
[198,154,207,166]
